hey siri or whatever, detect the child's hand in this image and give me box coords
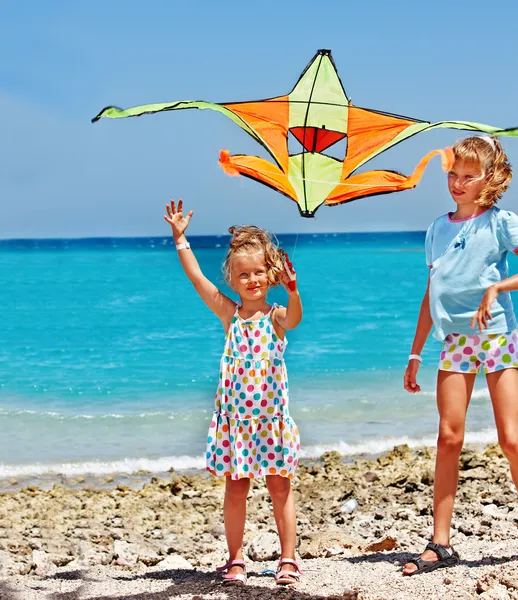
[164,199,193,240]
[278,251,297,293]
[404,360,421,394]
[471,284,498,332]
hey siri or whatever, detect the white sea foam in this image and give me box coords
[0,409,181,420]
[0,454,206,478]
[299,428,498,458]
[0,429,499,478]
[420,388,490,400]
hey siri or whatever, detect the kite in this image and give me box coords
[92,49,518,217]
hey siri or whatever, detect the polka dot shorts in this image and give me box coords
[439,330,518,374]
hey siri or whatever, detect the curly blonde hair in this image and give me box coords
[223,225,284,287]
[452,136,512,207]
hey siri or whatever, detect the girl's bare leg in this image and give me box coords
[403,370,475,574]
[224,477,250,575]
[266,475,297,573]
[487,368,518,487]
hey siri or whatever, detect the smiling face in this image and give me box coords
[447,158,489,206]
[230,252,270,302]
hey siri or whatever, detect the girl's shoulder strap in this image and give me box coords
[268,303,285,319]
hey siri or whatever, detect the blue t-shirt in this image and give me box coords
[425,207,518,341]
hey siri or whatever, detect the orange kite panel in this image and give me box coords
[223,96,289,172]
[343,106,418,178]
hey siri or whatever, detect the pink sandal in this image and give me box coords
[216,559,247,586]
[275,558,302,585]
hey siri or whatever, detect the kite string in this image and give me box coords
[292,230,299,261]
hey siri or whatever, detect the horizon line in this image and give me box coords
[0,230,427,243]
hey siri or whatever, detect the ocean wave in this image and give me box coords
[0,429,498,478]
[0,455,205,478]
[419,388,490,400]
[0,409,181,421]
[299,428,497,458]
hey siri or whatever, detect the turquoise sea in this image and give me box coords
[0,233,513,479]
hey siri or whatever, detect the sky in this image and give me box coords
[2,0,518,239]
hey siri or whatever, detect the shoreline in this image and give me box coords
[2,442,518,599]
[0,430,501,493]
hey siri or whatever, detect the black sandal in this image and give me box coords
[403,542,460,576]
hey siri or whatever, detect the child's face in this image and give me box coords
[231,253,269,301]
[447,159,489,206]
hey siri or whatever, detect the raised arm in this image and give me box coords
[274,253,302,331]
[404,277,433,393]
[164,200,235,327]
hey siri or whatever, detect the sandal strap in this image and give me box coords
[223,572,247,584]
[276,569,301,582]
[425,542,457,561]
[216,559,246,573]
[406,557,433,570]
[277,558,303,574]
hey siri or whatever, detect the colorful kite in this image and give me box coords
[93,49,518,217]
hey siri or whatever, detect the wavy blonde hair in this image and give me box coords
[452,136,512,207]
[223,225,284,287]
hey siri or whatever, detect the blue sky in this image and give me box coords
[2,0,518,238]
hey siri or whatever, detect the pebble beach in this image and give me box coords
[3,443,518,599]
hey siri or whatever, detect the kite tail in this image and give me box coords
[405,147,455,187]
[325,147,455,206]
[219,150,241,177]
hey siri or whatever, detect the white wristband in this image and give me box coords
[175,242,190,251]
[408,354,422,363]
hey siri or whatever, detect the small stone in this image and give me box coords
[159,533,181,555]
[299,530,355,559]
[364,536,397,552]
[341,499,358,514]
[149,529,164,540]
[458,524,474,536]
[482,504,507,519]
[396,509,414,521]
[444,577,452,585]
[51,555,75,567]
[160,554,194,569]
[0,550,14,575]
[499,573,518,590]
[8,542,32,556]
[210,524,226,539]
[114,540,139,567]
[459,467,489,480]
[182,489,201,499]
[364,471,380,483]
[247,532,279,561]
[13,561,32,575]
[74,542,113,567]
[139,550,163,567]
[479,583,514,599]
[32,550,58,577]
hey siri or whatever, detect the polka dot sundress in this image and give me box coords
[206,304,300,480]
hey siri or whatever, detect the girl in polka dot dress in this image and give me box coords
[164,199,303,586]
[402,136,518,576]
